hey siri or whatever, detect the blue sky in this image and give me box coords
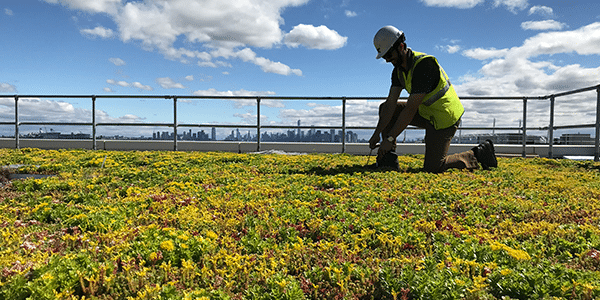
[1,0,600,139]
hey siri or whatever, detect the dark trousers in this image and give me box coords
[379,102,479,173]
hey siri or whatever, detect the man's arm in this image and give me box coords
[369,86,402,148]
[387,92,425,138]
[376,86,403,133]
[377,92,425,154]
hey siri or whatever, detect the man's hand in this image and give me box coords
[369,133,380,149]
[377,138,394,157]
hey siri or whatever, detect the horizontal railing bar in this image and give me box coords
[544,124,596,130]
[5,122,595,132]
[347,126,382,130]
[1,95,96,99]
[262,125,339,130]
[5,95,173,99]
[19,122,92,126]
[177,124,254,129]
[4,95,360,100]
[177,125,549,131]
[546,84,600,99]
[3,95,557,101]
[2,122,589,132]
[459,127,527,131]
[179,124,426,130]
[461,127,551,131]
[4,85,598,102]
[458,96,545,100]
[97,123,174,127]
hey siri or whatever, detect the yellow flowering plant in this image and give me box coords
[0,148,599,299]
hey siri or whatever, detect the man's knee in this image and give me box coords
[378,102,386,115]
[379,101,400,114]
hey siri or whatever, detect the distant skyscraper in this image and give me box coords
[211,127,216,141]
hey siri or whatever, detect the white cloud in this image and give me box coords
[192,89,281,108]
[0,83,16,93]
[437,44,461,54]
[5,8,13,16]
[156,77,186,89]
[528,5,553,17]
[109,57,126,66]
[103,87,114,93]
[457,22,600,128]
[462,47,510,60]
[519,22,600,57]
[421,0,528,12]
[198,60,232,68]
[80,26,114,38]
[0,97,154,137]
[461,22,600,84]
[42,0,121,15]
[493,0,529,13]
[420,0,484,9]
[46,0,344,76]
[233,112,267,125]
[345,10,357,17]
[0,97,137,124]
[192,88,275,97]
[107,79,153,91]
[447,45,461,54]
[185,75,194,81]
[131,82,153,91]
[283,24,348,50]
[116,2,180,51]
[230,112,252,125]
[521,20,567,31]
[278,100,380,128]
[232,48,303,76]
[107,79,127,87]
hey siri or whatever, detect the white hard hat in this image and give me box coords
[374,26,404,59]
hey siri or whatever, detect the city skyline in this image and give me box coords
[6,125,596,146]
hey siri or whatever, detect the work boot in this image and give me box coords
[473,139,498,170]
[365,151,399,171]
[375,151,400,171]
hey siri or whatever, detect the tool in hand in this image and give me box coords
[365,144,379,166]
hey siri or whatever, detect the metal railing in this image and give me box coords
[2,84,600,161]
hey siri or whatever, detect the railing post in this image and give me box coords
[92,96,97,150]
[257,97,261,152]
[14,96,19,149]
[173,97,178,151]
[595,86,600,162]
[548,96,555,159]
[342,97,346,154]
[522,97,527,158]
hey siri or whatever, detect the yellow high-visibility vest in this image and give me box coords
[398,51,464,130]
